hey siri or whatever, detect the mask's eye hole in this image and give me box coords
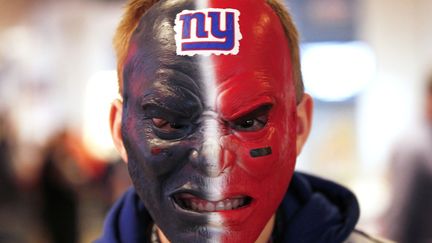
[152,118,186,132]
[151,118,191,140]
[230,104,272,132]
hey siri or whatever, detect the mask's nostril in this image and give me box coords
[189,146,222,177]
[189,149,199,161]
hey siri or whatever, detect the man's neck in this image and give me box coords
[156,214,276,243]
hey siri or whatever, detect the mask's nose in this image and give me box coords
[189,116,235,177]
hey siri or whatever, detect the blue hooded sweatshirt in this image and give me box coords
[96,172,360,243]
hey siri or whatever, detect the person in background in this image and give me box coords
[0,110,17,204]
[0,111,21,243]
[385,72,432,243]
[40,130,81,243]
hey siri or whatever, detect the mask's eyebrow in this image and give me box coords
[230,104,273,123]
[156,67,202,96]
[221,96,274,121]
[141,101,188,119]
[140,87,203,119]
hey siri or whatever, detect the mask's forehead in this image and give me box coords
[123,0,293,109]
[123,0,201,100]
[206,0,293,118]
[209,0,292,86]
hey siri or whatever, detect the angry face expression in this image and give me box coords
[120,0,298,242]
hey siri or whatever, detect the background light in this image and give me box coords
[301,41,376,102]
[82,70,119,161]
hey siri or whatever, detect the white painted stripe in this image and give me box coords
[198,53,225,242]
[197,55,220,171]
[194,2,225,241]
[196,0,209,10]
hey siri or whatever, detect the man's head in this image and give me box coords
[110,0,313,242]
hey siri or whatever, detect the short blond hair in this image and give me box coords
[114,0,304,102]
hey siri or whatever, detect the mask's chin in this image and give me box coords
[152,180,283,243]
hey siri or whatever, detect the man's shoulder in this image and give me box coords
[344,229,394,243]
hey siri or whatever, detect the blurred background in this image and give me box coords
[0,0,432,242]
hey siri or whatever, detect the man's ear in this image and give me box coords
[296,93,313,155]
[110,99,128,163]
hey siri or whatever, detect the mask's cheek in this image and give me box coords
[217,126,296,243]
[122,114,195,177]
[121,118,198,221]
[221,125,296,180]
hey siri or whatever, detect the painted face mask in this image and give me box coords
[121,0,297,242]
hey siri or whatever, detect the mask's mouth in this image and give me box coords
[173,193,253,213]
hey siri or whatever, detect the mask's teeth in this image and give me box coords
[232,199,239,208]
[174,194,252,213]
[224,200,232,210]
[205,202,215,211]
[216,201,224,211]
[198,202,205,212]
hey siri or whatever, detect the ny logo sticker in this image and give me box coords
[174,8,242,56]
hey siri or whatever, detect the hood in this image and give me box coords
[96,172,360,243]
[274,172,360,243]
[95,188,152,243]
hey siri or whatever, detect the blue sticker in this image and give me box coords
[174,8,242,56]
